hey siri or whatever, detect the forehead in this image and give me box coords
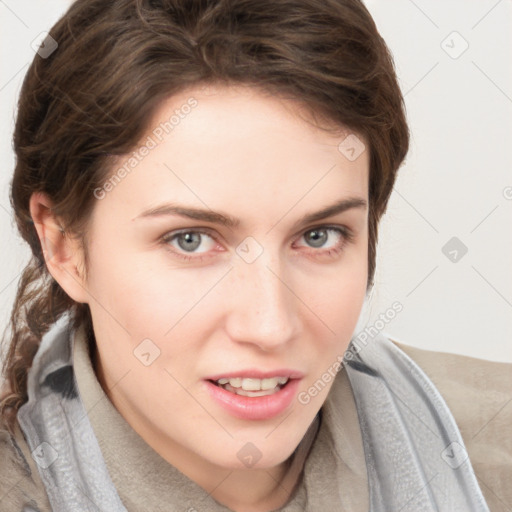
[96,84,369,226]
[148,82,361,150]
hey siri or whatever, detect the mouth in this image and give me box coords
[203,376,301,420]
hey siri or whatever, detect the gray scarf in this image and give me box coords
[17,311,489,511]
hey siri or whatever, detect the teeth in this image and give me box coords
[215,376,289,391]
[230,378,243,388]
[229,386,278,397]
[243,378,267,391]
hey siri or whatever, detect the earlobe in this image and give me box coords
[29,192,89,304]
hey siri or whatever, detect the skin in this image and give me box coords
[30,83,369,512]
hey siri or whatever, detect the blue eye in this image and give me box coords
[300,227,344,249]
[161,225,355,262]
[162,229,218,261]
[296,226,355,259]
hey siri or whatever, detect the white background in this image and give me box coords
[1,0,511,363]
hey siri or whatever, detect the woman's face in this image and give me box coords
[83,84,369,474]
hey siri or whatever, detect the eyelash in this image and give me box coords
[160,225,355,263]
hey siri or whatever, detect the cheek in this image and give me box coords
[304,248,368,341]
[101,260,225,345]
[317,273,366,330]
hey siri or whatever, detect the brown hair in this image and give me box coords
[0,0,409,433]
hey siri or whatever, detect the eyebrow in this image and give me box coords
[133,196,367,230]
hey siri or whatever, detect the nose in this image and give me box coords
[223,250,301,352]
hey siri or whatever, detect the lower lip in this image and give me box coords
[203,379,301,421]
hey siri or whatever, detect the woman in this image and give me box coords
[0,0,510,511]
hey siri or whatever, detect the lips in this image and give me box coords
[204,368,305,381]
[203,377,301,420]
[203,368,305,420]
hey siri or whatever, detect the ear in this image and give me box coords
[29,191,90,304]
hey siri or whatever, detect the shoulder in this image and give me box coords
[0,417,52,512]
[391,339,512,512]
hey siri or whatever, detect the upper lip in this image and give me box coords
[205,368,305,381]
